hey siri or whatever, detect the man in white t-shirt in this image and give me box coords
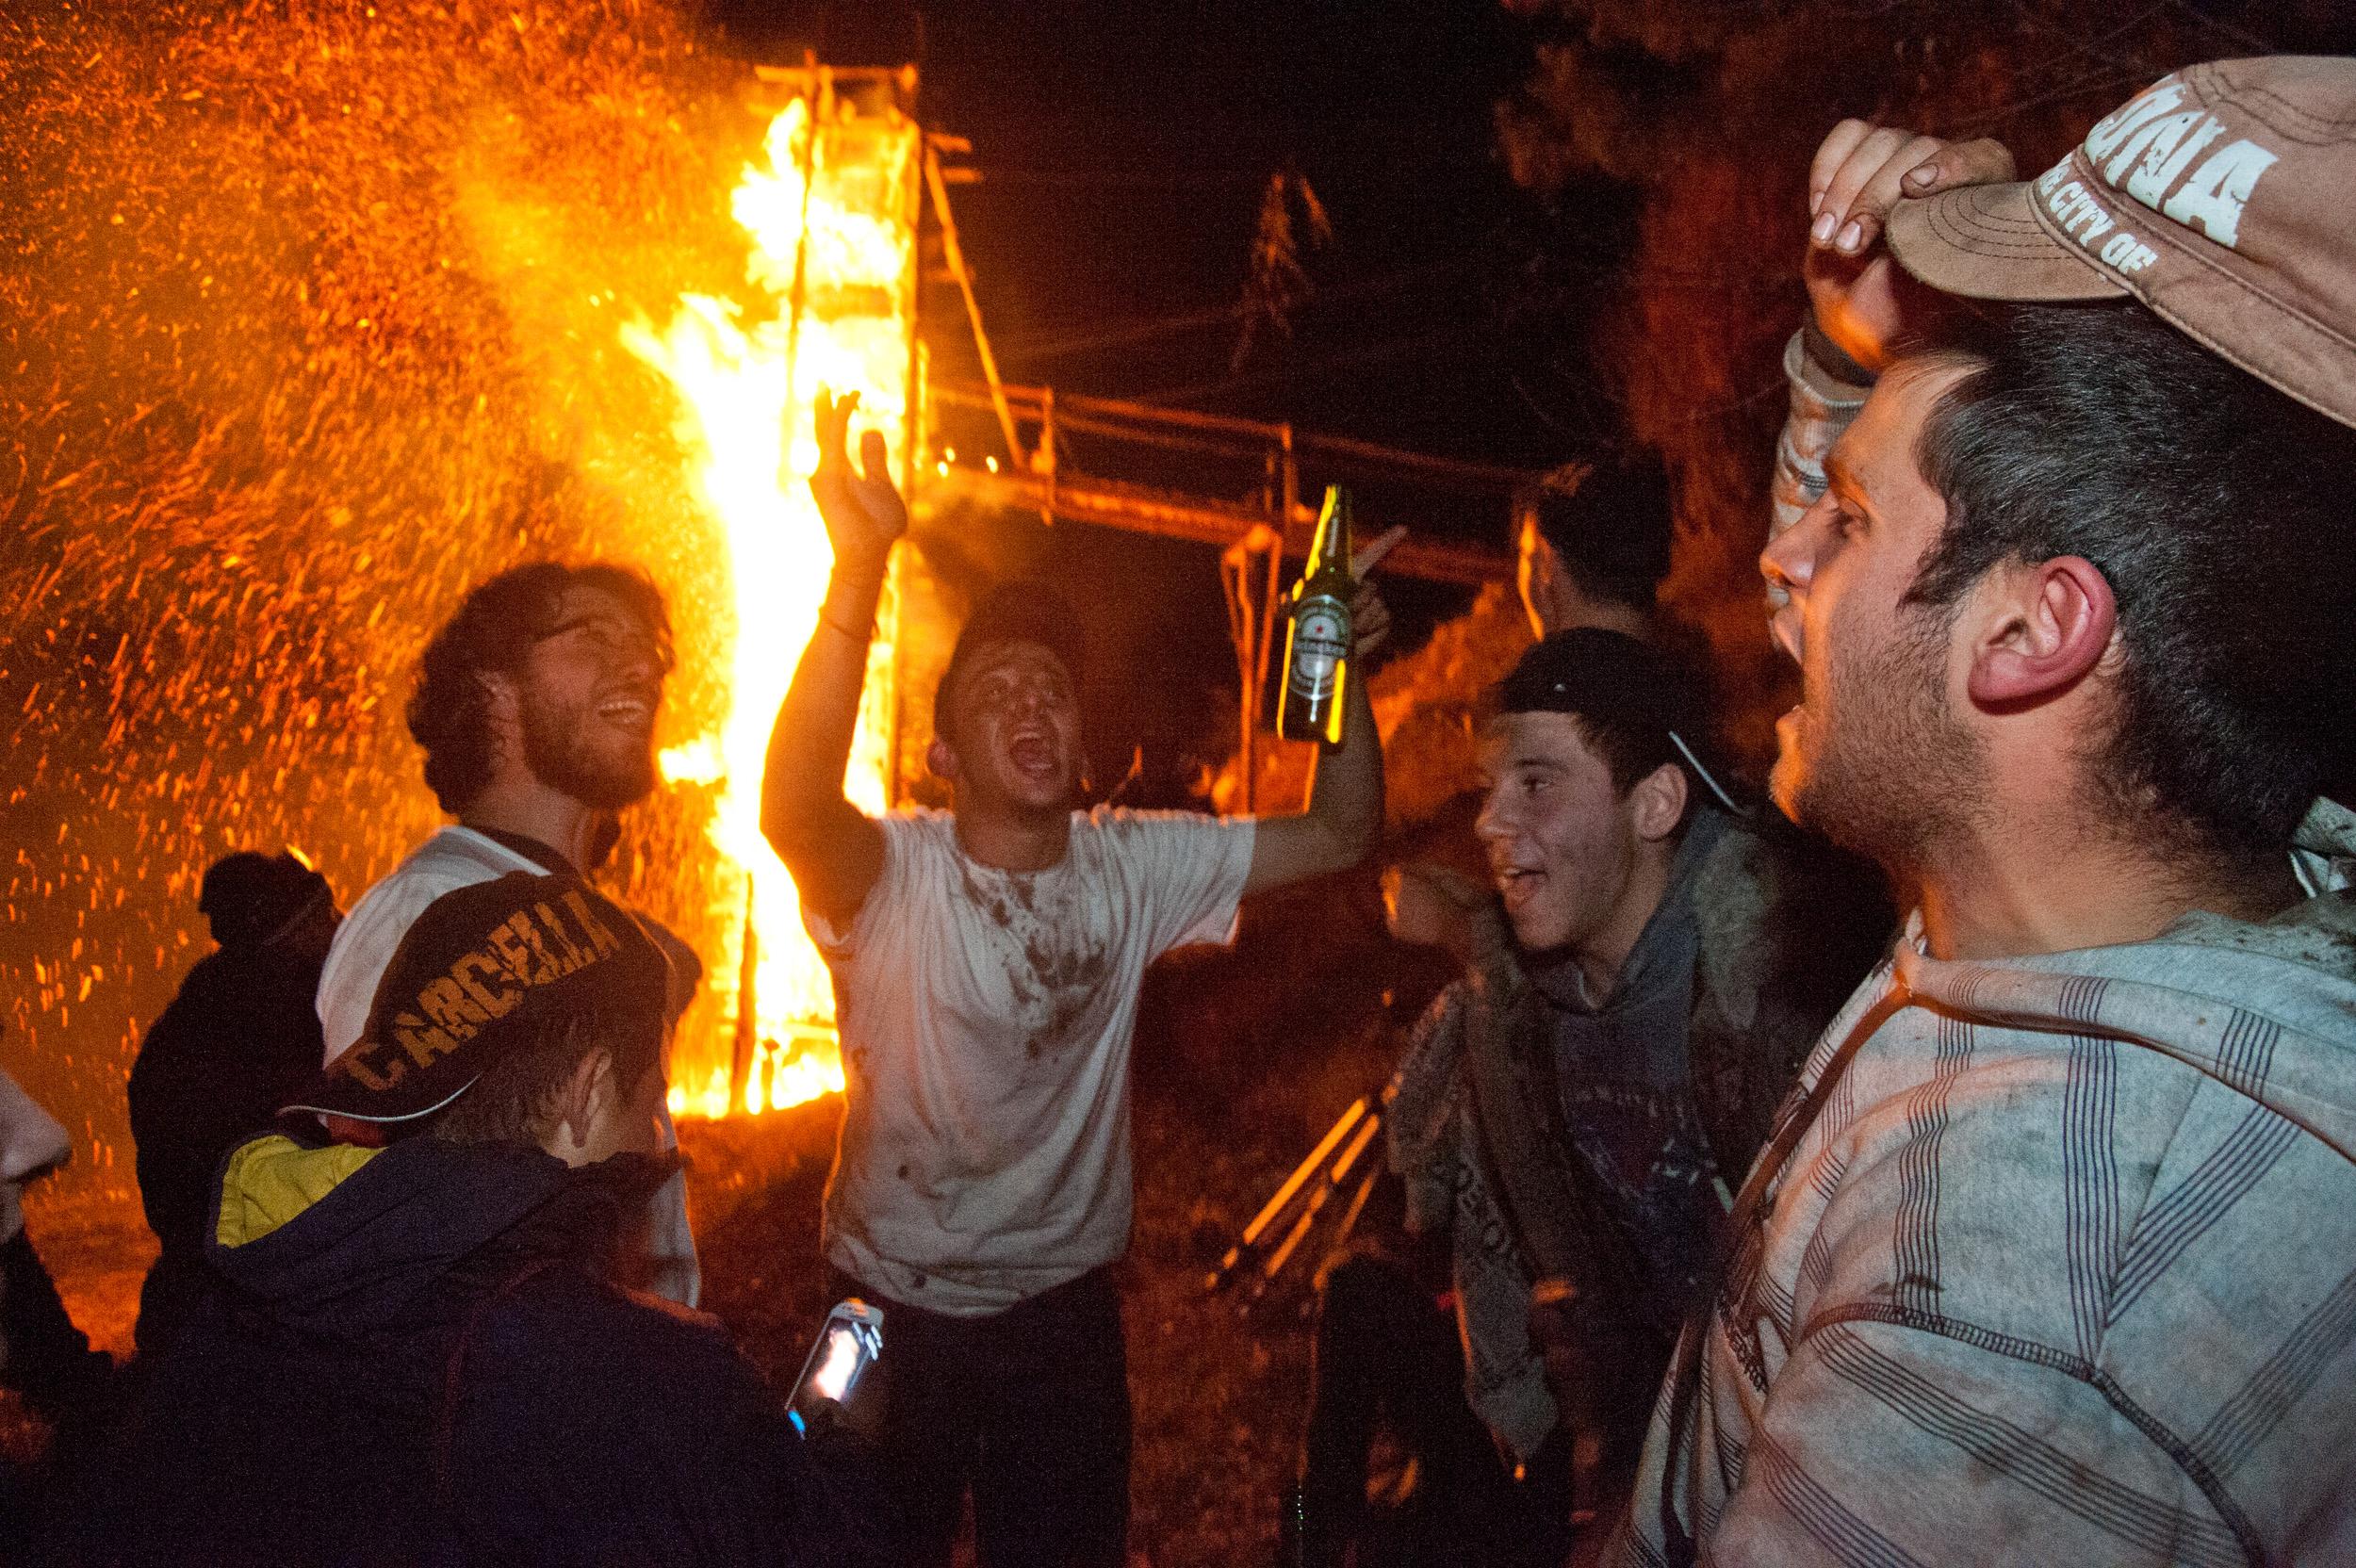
[314,561,701,1306]
[763,391,1399,1566]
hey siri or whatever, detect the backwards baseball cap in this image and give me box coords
[932,580,1087,735]
[1496,629,1741,813]
[1887,56,2356,432]
[284,872,672,1128]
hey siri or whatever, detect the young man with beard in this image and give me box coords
[315,562,700,1304]
[1614,58,2356,1566]
[761,391,1398,1567]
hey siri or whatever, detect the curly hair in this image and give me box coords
[406,562,670,813]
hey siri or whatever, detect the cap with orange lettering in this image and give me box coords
[1888,56,2356,432]
[283,872,673,1128]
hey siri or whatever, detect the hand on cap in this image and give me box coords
[1348,524,1404,658]
[1805,122,2015,376]
[809,387,908,576]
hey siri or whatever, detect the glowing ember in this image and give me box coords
[626,76,920,1119]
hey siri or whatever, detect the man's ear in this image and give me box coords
[1629,760,1688,843]
[1963,555,2117,710]
[555,1049,613,1153]
[477,669,522,767]
[479,667,519,723]
[926,736,959,782]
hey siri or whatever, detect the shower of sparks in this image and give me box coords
[627,82,919,1119]
[0,2,820,1205]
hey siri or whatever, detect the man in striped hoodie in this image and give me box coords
[1615,57,2356,1565]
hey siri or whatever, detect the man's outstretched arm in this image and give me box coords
[761,390,905,932]
[1243,526,1401,897]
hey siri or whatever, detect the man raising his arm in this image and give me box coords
[762,392,1400,1568]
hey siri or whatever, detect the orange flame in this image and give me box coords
[625,82,919,1118]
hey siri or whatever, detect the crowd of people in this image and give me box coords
[4,51,2355,1567]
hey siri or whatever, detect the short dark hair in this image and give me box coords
[426,1006,664,1149]
[1906,301,2356,860]
[931,580,1086,739]
[1495,627,1712,802]
[1525,453,1675,612]
[407,563,670,813]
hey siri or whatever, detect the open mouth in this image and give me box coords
[597,694,654,735]
[1008,730,1058,779]
[1495,865,1544,913]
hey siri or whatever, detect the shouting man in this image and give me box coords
[1616,58,2356,1565]
[315,562,700,1304]
[762,392,1396,1566]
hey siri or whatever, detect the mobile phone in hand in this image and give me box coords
[788,1298,884,1436]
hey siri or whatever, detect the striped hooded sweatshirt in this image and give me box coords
[1611,798,2356,1566]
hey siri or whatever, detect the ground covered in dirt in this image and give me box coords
[11,878,1452,1567]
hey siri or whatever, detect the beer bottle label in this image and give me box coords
[1287,595,1352,700]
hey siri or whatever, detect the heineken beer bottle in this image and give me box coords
[1277,486,1355,748]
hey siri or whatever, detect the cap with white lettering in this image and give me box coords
[1886,57,2356,433]
[283,872,673,1128]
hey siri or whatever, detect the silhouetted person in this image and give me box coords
[127,849,338,1358]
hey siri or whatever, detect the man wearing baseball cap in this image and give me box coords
[1288,629,1883,1565]
[1616,58,2356,1566]
[99,873,892,1566]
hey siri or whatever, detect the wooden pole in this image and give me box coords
[924,139,1026,473]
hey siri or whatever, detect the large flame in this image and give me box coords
[624,83,919,1119]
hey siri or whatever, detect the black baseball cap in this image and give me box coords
[284,873,673,1128]
[1496,629,1740,812]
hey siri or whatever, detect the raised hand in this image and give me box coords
[1804,122,2015,375]
[808,387,908,576]
[1349,524,1404,658]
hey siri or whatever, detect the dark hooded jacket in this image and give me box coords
[126,937,327,1357]
[84,1134,893,1567]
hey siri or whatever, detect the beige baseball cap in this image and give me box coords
[1886,56,2356,432]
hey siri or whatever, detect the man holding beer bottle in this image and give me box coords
[761,391,1400,1568]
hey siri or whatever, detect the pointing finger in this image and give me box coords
[1350,524,1407,580]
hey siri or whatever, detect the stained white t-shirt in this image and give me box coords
[314,825,701,1307]
[810,807,1255,1315]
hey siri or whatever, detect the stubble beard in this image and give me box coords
[1788,608,1982,882]
[521,690,656,811]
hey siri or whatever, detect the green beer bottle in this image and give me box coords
[1277,486,1355,748]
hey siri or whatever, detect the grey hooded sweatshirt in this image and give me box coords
[1612,799,2356,1566]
